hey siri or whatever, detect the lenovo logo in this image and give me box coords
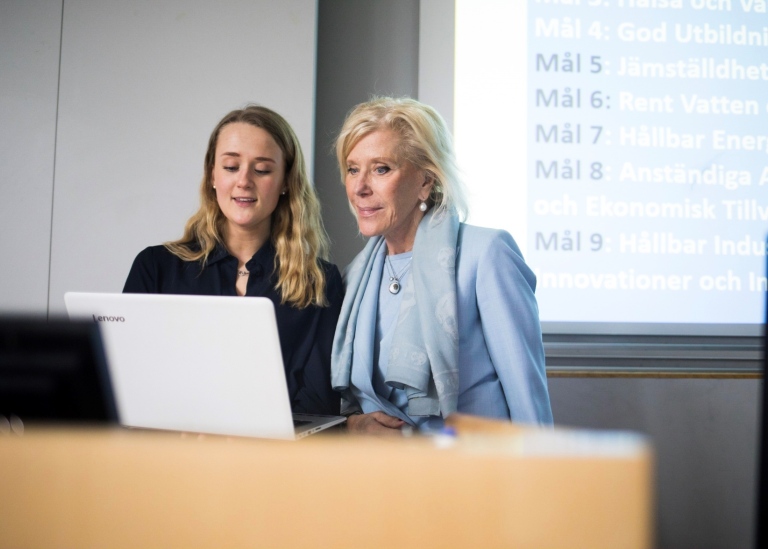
[92,314,126,322]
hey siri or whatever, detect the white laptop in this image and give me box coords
[64,292,345,440]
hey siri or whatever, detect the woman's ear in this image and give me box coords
[420,170,435,200]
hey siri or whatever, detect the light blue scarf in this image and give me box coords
[332,209,460,417]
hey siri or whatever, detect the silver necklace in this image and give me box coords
[237,269,249,277]
[385,256,412,294]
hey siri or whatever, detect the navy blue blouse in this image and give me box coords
[123,242,343,416]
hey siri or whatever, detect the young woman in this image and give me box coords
[124,105,342,415]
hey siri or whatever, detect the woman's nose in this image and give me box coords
[236,168,253,187]
[352,172,371,195]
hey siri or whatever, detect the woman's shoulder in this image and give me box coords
[458,223,536,290]
[317,257,341,275]
[133,243,180,263]
[458,223,524,257]
[131,242,205,270]
[124,244,182,294]
[317,258,343,295]
[132,244,166,262]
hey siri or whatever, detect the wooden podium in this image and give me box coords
[0,416,652,549]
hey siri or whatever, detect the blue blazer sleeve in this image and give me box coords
[456,226,553,425]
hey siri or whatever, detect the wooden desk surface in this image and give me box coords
[0,421,652,549]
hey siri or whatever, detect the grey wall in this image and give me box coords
[1,0,318,315]
[549,376,759,549]
[0,1,62,312]
[314,0,420,269]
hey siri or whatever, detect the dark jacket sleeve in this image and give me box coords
[123,247,161,293]
[289,263,344,415]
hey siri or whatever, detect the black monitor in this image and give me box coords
[0,316,118,430]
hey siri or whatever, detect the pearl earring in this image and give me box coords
[419,202,427,212]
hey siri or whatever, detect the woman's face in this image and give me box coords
[211,122,286,240]
[344,129,432,254]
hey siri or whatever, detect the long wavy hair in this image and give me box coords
[335,96,469,221]
[165,105,331,308]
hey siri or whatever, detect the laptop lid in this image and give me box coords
[64,292,343,440]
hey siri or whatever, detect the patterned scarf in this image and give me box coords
[332,209,460,417]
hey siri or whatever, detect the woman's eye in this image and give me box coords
[346,166,358,175]
[374,165,391,175]
[223,166,238,172]
[254,169,271,175]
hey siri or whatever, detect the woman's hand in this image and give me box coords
[346,411,405,436]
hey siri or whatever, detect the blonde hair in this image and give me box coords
[165,105,330,308]
[335,96,468,220]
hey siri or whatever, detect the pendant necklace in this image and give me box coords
[385,256,412,295]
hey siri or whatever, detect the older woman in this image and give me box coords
[332,97,553,434]
[124,105,343,416]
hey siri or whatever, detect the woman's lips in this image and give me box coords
[356,206,380,217]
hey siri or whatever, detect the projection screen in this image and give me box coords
[423,0,767,339]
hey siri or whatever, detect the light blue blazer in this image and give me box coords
[451,224,552,425]
[345,223,553,426]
